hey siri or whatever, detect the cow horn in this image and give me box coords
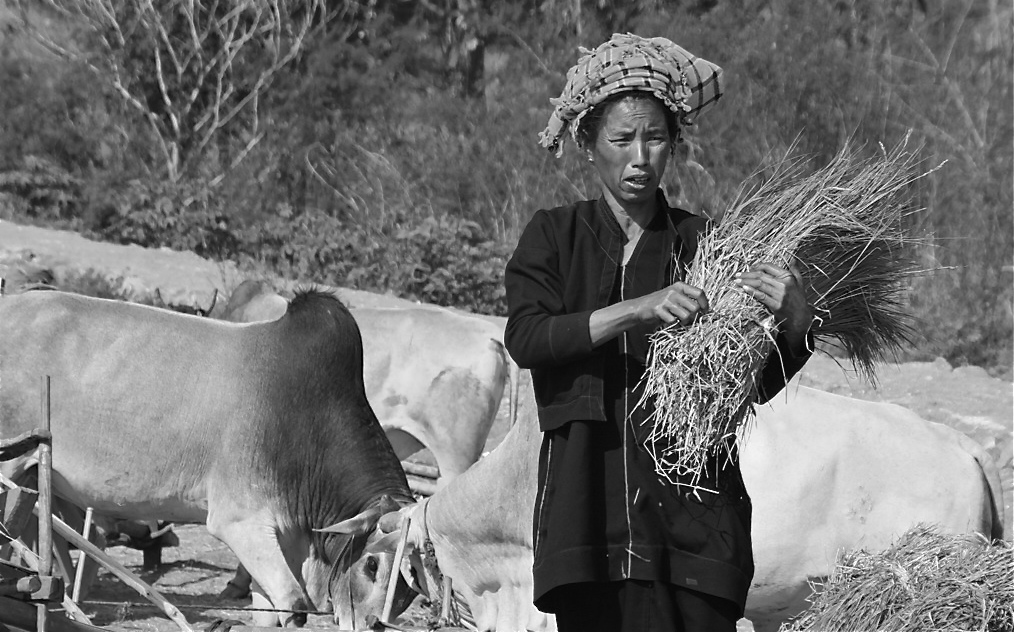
[316,508,382,535]
[315,494,403,535]
[202,289,220,317]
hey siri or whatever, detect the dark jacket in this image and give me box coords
[505,194,810,432]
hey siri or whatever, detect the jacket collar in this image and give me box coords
[594,189,684,244]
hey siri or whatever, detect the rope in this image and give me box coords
[416,499,470,630]
[73,600,330,616]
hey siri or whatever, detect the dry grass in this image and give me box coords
[781,525,1014,632]
[640,140,929,486]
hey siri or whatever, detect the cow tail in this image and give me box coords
[955,431,1008,542]
[979,464,1006,543]
[492,337,522,429]
[975,454,1007,542]
[507,351,521,428]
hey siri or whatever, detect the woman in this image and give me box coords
[504,34,814,632]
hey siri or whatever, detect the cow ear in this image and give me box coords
[367,530,405,554]
[377,510,404,534]
[377,494,404,515]
[404,549,434,598]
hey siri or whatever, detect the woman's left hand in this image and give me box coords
[736,263,812,339]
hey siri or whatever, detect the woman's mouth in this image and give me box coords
[623,174,652,190]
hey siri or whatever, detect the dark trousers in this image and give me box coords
[550,580,740,632]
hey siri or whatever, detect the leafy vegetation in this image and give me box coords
[0,0,1010,375]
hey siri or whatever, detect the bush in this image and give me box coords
[240,207,509,315]
[0,155,81,222]
[1,2,1010,374]
[51,268,148,302]
[86,179,242,261]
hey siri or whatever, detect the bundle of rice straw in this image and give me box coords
[781,525,1014,632]
[640,140,928,486]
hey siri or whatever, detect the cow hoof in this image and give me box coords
[203,618,245,632]
[281,599,309,627]
[219,580,251,600]
[141,547,163,572]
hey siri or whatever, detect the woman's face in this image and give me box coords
[587,96,672,216]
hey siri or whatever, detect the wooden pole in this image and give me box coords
[1,533,93,625]
[37,375,53,632]
[381,514,411,623]
[44,512,195,632]
[1,597,105,632]
[71,506,94,603]
[440,575,453,623]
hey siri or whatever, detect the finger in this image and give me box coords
[745,265,794,292]
[677,284,707,302]
[654,306,679,325]
[734,272,768,292]
[655,304,688,326]
[734,270,770,286]
[739,282,778,310]
[671,297,709,324]
[753,262,791,279]
[672,304,692,325]
[668,283,709,312]
[787,262,805,285]
[684,286,710,312]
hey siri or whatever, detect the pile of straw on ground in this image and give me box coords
[781,525,1014,632]
[640,141,928,486]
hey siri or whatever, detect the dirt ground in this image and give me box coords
[2,219,1011,632]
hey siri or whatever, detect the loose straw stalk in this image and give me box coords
[640,140,929,487]
[782,525,1013,632]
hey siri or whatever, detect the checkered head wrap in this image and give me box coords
[539,33,724,157]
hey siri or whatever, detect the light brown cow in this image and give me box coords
[213,279,513,606]
[0,288,416,627]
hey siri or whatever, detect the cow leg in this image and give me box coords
[207,514,311,627]
[423,368,500,480]
[384,429,426,462]
[250,579,280,627]
[220,563,252,599]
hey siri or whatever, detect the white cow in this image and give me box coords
[341,375,1004,632]
[743,385,1003,630]
[213,279,513,603]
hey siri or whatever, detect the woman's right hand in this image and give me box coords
[632,282,710,327]
[588,281,709,347]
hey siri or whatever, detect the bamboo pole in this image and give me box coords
[0,535,93,625]
[381,514,412,623]
[0,597,106,632]
[71,507,93,603]
[37,375,53,632]
[439,575,453,623]
[42,512,194,632]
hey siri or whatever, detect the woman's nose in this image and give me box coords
[630,140,649,165]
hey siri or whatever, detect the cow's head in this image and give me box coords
[316,496,421,629]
